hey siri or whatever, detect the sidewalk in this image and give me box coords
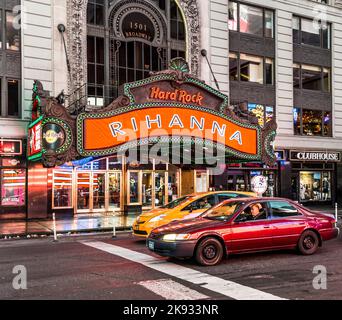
[0,213,138,238]
[0,204,341,238]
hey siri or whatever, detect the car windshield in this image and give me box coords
[202,201,244,221]
[161,196,192,209]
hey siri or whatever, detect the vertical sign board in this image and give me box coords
[28,116,43,161]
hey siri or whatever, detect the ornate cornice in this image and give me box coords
[66,0,200,94]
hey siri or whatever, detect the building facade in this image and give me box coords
[1,0,342,220]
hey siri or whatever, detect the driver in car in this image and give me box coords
[241,203,265,221]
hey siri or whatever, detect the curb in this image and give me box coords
[0,226,133,240]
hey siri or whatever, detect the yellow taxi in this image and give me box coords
[132,191,256,238]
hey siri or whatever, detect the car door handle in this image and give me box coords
[263,225,271,229]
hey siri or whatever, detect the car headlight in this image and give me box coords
[149,214,166,222]
[163,233,190,241]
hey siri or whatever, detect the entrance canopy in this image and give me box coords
[28,58,277,168]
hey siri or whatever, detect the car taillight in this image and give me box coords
[332,220,337,228]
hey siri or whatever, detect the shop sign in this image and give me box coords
[2,158,21,167]
[251,175,268,195]
[290,151,341,162]
[0,139,22,156]
[28,117,43,160]
[42,123,65,151]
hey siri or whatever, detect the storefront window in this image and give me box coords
[300,171,331,201]
[228,1,238,31]
[1,168,26,206]
[240,54,263,84]
[323,111,332,136]
[239,4,263,36]
[302,109,322,136]
[229,52,238,81]
[53,170,73,208]
[129,172,140,203]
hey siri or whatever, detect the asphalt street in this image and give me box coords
[0,231,341,300]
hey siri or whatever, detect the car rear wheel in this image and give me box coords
[195,237,224,266]
[298,230,319,255]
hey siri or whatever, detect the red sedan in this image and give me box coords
[146,198,339,266]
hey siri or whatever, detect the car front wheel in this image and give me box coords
[195,237,224,266]
[298,230,319,255]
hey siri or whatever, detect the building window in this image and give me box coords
[1,168,26,206]
[0,9,2,49]
[87,0,186,104]
[229,52,238,81]
[228,2,274,38]
[302,64,321,90]
[228,1,238,31]
[293,63,331,92]
[6,11,20,51]
[293,108,332,137]
[7,79,19,117]
[87,0,104,26]
[247,103,274,127]
[299,171,331,201]
[87,36,105,106]
[170,0,185,41]
[292,15,331,49]
[230,52,274,85]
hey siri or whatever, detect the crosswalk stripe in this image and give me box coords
[82,241,287,300]
[137,279,209,300]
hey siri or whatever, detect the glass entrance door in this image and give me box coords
[142,172,153,207]
[76,171,122,213]
[93,172,106,210]
[155,172,166,207]
[195,170,208,193]
[77,172,90,211]
[108,171,121,210]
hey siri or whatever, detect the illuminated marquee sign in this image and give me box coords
[78,106,260,157]
[38,58,277,167]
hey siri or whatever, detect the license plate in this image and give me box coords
[148,241,155,250]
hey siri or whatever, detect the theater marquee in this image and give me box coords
[28,58,277,167]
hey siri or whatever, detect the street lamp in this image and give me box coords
[57,24,71,77]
